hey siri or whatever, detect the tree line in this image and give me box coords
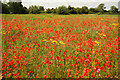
[1,2,119,15]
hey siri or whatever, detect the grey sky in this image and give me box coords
[1,0,120,10]
[22,0,119,10]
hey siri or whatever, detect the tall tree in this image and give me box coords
[39,6,44,11]
[51,8,57,13]
[0,1,2,14]
[29,5,44,14]
[68,5,77,14]
[109,6,118,14]
[97,3,106,14]
[2,3,9,14]
[7,2,25,14]
[68,5,72,11]
[57,5,69,15]
[89,8,97,14]
[46,8,52,13]
[81,6,88,14]
[75,7,82,14]
[23,6,29,14]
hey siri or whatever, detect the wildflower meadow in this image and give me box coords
[2,14,119,79]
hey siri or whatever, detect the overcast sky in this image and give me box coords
[1,0,120,10]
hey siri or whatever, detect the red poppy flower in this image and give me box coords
[44,75,47,78]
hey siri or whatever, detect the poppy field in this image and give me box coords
[2,14,119,78]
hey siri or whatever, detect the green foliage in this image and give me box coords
[97,12,101,15]
[68,5,77,14]
[45,8,57,14]
[7,2,25,14]
[69,9,77,14]
[68,5,72,10]
[46,8,52,14]
[52,8,57,13]
[97,3,106,14]
[89,8,98,14]
[109,6,118,14]
[75,7,82,14]
[81,6,88,14]
[23,7,29,14]
[29,5,44,14]
[0,2,1,14]
[57,6,69,15]
[118,11,120,14]
[2,3,9,14]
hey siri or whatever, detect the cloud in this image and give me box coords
[22,1,118,10]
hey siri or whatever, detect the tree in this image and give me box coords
[68,5,77,14]
[69,9,77,14]
[46,8,52,13]
[81,6,88,14]
[7,2,25,14]
[29,5,40,14]
[23,7,29,14]
[39,6,44,11]
[2,3,9,14]
[0,1,1,14]
[57,5,69,15]
[109,6,118,14]
[68,5,72,11]
[75,7,82,14]
[29,5,44,14]
[51,8,57,13]
[97,3,106,14]
[89,8,96,14]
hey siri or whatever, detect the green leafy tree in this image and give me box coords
[7,2,25,14]
[119,11,120,14]
[2,3,9,14]
[68,5,77,14]
[0,2,1,14]
[109,6,118,14]
[29,5,44,14]
[51,8,57,13]
[23,7,29,14]
[39,6,44,11]
[81,6,88,14]
[46,8,52,13]
[89,8,97,14]
[68,5,72,11]
[97,3,106,14]
[75,7,82,14]
[69,9,77,14]
[57,5,69,15]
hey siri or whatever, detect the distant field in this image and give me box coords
[2,14,119,78]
